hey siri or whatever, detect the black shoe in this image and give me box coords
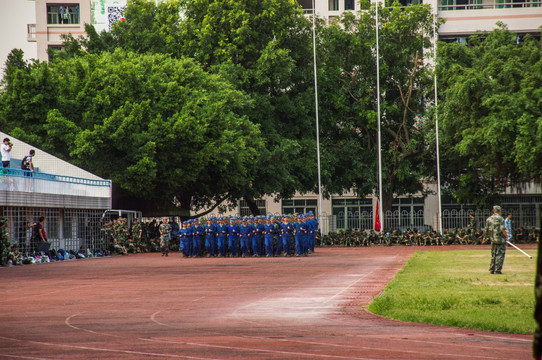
[495,271,502,274]
[490,271,494,274]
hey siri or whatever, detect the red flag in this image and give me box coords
[374,200,381,232]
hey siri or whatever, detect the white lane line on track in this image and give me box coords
[140,337,379,360]
[65,313,122,338]
[239,335,516,359]
[150,310,177,328]
[0,354,51,360]
[465,333,531,343]
[0,336,220,360]
[361,334,531,347]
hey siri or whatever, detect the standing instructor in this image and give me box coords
[485,205,507,274]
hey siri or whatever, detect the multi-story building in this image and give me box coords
[298,0,542,41]
[23,0,127,62]
[31,0,91,61]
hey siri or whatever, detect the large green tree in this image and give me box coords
[317,3,438,215]
[59,0,319,214]
[176,0,318,212]
[437,25,542,207]
[0,49,59,147]
[1,50,263,216]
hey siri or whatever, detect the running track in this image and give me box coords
[0,246,533,359]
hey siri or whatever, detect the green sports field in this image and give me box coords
[368,248,537,334]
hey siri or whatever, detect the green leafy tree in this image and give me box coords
[317,3,438,216]
[437,25,542,207]
[0,49,59,147]
[177,0,318,212]
[57,0,319,215]
[1,50,263,216]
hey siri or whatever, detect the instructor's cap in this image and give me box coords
[492,205,501,213]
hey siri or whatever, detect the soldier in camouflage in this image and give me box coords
[159,217,171,257]
[485,205,507,274]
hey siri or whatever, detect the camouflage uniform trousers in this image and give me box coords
[160,236,169,256]
[489,242,506,273]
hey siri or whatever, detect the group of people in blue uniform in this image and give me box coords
[177,212,319,258]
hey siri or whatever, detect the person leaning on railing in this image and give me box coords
[21,149,35,175]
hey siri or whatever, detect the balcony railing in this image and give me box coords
[0,168,111,198]
[440,0,541,10]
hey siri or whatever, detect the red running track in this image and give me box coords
[0,246,533,359]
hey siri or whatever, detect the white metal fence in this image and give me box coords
[320,207,540,235]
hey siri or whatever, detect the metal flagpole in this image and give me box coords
[433,13,443,234]
[376,1,383,232]
[312,0,324,228]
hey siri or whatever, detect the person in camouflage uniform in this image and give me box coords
[456,229,468,245]
[8,244,22,265]
[117,217,132,253]
[159,217,171,256]
[0,217,11,266]
[131,219,143,253]
[485,205,507,274]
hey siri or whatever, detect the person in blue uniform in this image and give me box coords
[239,217,252,257]
[228,217,240,257]
[216,217,228,257]
[274,216,283,256]
[301,215,310,256]
[308,212,318,253]
[263,216,275,257]
[294,214,306,256]
[281,216,294,256]
[179,221,192,258]
[204,217,216,257]
[191,218,204,257]
[252,216,264,257]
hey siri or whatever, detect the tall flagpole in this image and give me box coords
[433,13,443,233]
[312,0,324,228]
[375,1,383,232]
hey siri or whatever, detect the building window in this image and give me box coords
[282,199,317,216]
[297,0,313,10]
[345,0,355,10]
[239,199,266,216]
[27,24,36,42]
[440,0,482,10]
[328,0,339,11]
[47,4,80,25]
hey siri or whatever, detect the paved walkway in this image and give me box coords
[0,247,533,359]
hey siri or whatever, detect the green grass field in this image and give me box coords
[368,248,537,334]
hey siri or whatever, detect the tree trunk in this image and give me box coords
[244,196,262,216]
[381,173,396,231]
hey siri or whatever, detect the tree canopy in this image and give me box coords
[317,3,439,213]
[437,25,542,207]
[1,49,263,216]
